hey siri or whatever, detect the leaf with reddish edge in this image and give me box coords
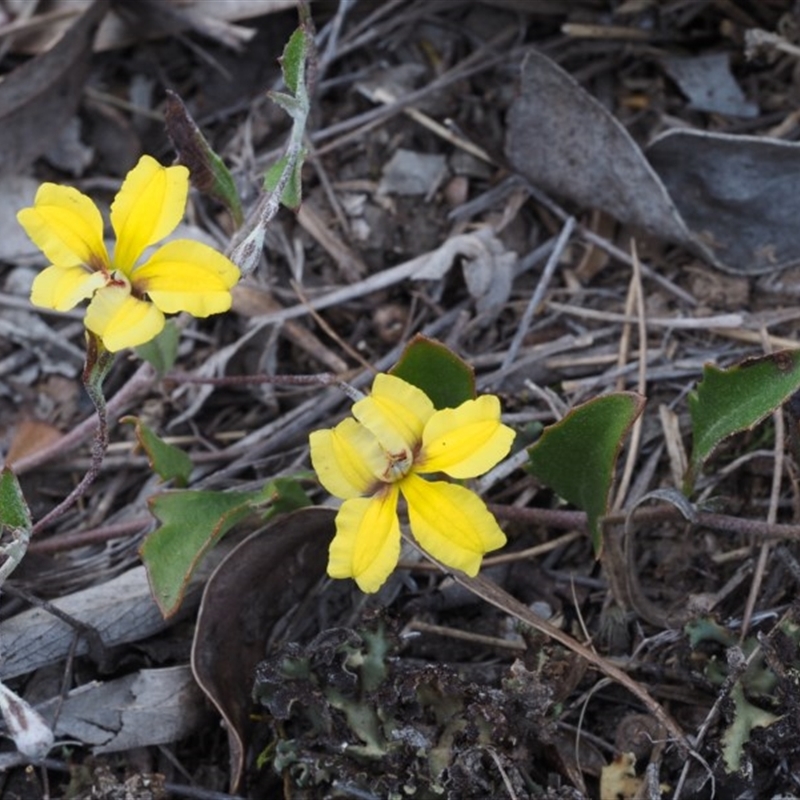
[141,490,258,617]
[390,335,475,409]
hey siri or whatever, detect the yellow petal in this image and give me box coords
[30,265,107,312]
[84,285,165,352]
[17,184,107,270]
[110,155,189,273]
[401,473,506,576]
[132,240,240,316]
[418,395,516,478]
[328,489,401,593]
[310,418,388,499]
[353,373,435,456]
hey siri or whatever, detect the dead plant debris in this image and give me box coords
[3,1,800,798]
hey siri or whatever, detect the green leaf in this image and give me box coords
[141,490,259,617]
[0,469,32,586]
[390,335,475,409]
[0,469,31,534]
[280,27,307,96]
[269,91,305,118]
[527,393,645,553]
[135,320,179,375]
[687,350,800,490]
[721,682,779,773]
[255,475,312,520]
[121,417,193,487]
[164,90,244,226]
[263,150,305,211]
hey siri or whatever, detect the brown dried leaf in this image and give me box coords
[4,420,63,470]
[191,507,334,793]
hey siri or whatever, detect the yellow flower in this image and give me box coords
[310,373,516,592]
[18,155,240,352]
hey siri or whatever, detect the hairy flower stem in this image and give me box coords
[31,335,114,536]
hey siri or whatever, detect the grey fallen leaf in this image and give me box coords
[378,149,448,197]
[33,666,203,753]
[646,129,800,274]
[506,48,800,275]
[506,49,691,246]
[662,53,758,118]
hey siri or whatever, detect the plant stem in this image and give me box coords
[31,337,114,536]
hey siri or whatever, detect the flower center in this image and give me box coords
[383,449,413,482]
[106,270,135,295]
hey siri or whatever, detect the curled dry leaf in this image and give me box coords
[191,507,334,793]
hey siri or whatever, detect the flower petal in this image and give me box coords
[17,184,107,270]
[401,473,506,576]
[310,418,386,499]
[30,265,107,312]
[418,395,515,478]
[328,488,401,593]
[353,373,435,455]
[110,155,189,272]
[84,285,165,352]
[132,240,240,316]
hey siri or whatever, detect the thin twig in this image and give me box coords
[501,216,575,372]
[11,362,156,476]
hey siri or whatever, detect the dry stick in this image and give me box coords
[521,179,698,307]
[613,264,637,396]
[740,336,786,640]
[612,240,648,511]
[235,231,499,327]
[501,216,575,372]
[407,620,526,653]
[289,278,376,372]
[453,572,691,753]
[311,27,516,156]
[11,362,156,476]
[21,500,800,558]
[739,330,785,639]
[27,519,151,555]
[489,503,800,542]
[545,301,742,330]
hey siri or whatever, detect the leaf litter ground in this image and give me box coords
[4,1,800,798]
